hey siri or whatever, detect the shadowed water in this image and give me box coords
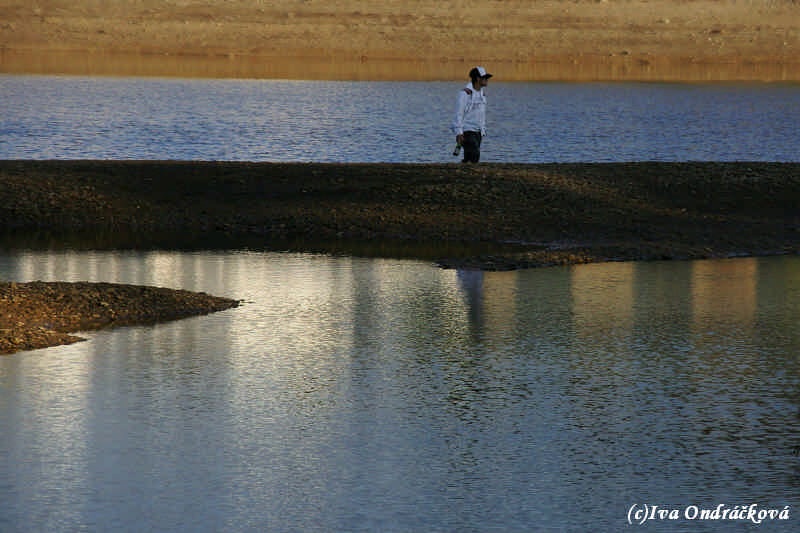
[0,251,798,531]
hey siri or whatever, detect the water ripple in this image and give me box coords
[2,75,799,162]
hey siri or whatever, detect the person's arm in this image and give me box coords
[451,91,468,144]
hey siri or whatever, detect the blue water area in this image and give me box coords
[1,75,799,162]
[0,251,798,531]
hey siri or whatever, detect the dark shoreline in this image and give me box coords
[2,160,798,269]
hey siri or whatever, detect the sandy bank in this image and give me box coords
[1,0,799,81]
[0,281,239,355]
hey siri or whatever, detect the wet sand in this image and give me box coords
[2,0,799,81]
[2,160,798,354]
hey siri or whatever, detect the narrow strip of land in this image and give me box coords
[2,160,798,268]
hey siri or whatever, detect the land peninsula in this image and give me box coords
[0,280,239,354]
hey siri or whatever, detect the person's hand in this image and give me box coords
[456,134,464,145]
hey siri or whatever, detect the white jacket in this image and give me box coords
[451,82,487,136]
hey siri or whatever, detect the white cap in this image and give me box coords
[470,66,493,79]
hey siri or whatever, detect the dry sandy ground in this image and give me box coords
[1,0,799,80]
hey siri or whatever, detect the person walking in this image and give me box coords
[452,66,492,163]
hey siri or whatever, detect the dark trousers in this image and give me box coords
[462,131,482,163]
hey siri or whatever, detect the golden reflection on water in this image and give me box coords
[690,257,758,335]
[1,250,778,356]
[570,262,636,337]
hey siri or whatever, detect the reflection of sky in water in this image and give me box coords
[0,251,798,531]
[2,75,799,162]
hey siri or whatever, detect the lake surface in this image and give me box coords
[1,75,799,163]
[1,251,798,531]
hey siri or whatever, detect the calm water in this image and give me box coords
[1,74,799,162]
[1,251,798,531]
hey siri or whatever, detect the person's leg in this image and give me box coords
[462,131,482,163]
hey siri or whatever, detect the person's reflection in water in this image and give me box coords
[457,268,484,338]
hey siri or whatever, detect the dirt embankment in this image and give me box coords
[1,0,799,81]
